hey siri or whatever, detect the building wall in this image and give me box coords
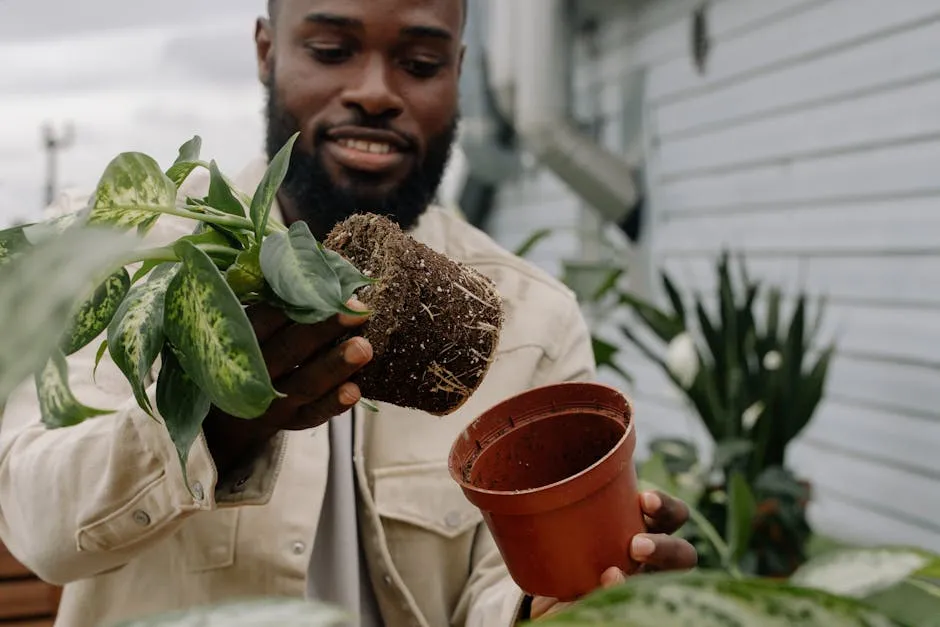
[486,0,940,551]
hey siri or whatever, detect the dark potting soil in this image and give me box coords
[468,412,625,492]
[323,214,504,416]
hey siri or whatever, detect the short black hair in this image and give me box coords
[267,0,468,29]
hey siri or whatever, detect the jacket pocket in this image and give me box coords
[372,461,482,539]
[175,509,239,572]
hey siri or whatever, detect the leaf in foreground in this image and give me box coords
[0,227,141,405]
[225,244,265,297]
[165,135,203,188]
[36,349,112,428]
[108,598,347,627]
[164,241,279,419]
[536,572,903,627]
[250,131,298,241]
[108,263,178,415]
[791,547,940,599]
[156,345,211,492]
[60,268,131,356]
[0,224,29,267]
[260,221,373,323]
[87,152,178,232]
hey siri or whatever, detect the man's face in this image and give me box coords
[256,0,464,234]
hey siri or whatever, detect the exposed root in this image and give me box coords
[428,362,471,399]
[454,281,498,310]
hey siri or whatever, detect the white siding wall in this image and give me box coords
[487,0,940,552]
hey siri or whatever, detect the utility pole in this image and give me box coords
[41,120,75,209]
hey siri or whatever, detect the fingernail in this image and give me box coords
[344,338,372,364]
[339,384,360,405]
[632,535,655,559]
[347,298,368,311]
[642,492,662,513]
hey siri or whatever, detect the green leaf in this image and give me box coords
[207,160,247,217]
[109,598,348,627]
[156,345,211,491]
[225,245,265,298]
[726,471,756,565]
[87,152,178,232]
[514,228,553,258]
[60,269,131,356]
[93,339,108,383]
[251,132,298,241]
[538,571,904,626]
[165,136,203,188]
[713,438,754,470]
[865,579,940,627]
[619,291,684,342]
[791,547,940,599]
[661,271,686,323]
[0,227,141,405]
[108,263,178,416]
[591,335,633,384]
[164,241,279,419]
[35,349,112,428]
[260,221,373,323]
[0,224,29,268]
[131,259,164,284]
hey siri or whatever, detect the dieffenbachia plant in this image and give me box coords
[0,133,375,483]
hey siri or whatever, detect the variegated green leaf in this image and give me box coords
[0,227,141,405]
[164,241,279,419]
[791,547,940,599]
[110,598,347,627]
[35,349,112,428]
[208,159,246,217]
[108,263,178,416]
[539,572,903,627]
[87,152,177,232]
[260,221,373,324]
[61,269,131,356]
[0,224,29,268]
[156,345,211,491]
[22,210,87,245]
[131,259,163,284]
[165,136,203,188]
[225,245,265,297]
[250,132,298,241]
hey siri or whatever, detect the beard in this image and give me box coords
[264,82,459,235]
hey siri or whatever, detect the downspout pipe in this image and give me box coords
[515,0,642,228]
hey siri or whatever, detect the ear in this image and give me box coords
[255,17,274,86]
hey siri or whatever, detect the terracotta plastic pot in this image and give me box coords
[448,381,645,601]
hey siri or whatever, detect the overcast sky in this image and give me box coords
[0,1,269,227]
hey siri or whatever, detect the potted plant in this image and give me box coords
[0,134,504,481]
[612,251,834,577]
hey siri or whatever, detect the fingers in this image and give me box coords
[260,300,371,380]
[279,336,373,401]
[640,491,690,535]
[630,533,698,572]
[530,597,573,621]
[600,566,626,588]
[289,382,362,430]
[246,302,290,342]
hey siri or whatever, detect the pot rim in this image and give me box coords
[448,381,634,499]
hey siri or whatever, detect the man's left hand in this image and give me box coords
[529,490,698,620]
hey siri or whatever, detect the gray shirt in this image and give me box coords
[307,410,383,626]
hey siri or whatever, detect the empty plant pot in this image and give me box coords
[448,381,645,601]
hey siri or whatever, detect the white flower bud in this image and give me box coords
[763,350,782,370]
[666,332,700,389]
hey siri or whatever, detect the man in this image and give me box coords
[0,1,697,625]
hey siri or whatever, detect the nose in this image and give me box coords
[341,54,404,120]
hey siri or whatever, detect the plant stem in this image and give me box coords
[156,205,252,231]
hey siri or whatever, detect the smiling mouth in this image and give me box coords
[335,138,396,155]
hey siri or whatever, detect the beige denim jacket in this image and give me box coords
[0,159,596,627]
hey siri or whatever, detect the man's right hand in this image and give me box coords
[201,298,373,477]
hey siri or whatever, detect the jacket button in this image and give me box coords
[445,511,462,529]
[383,574,393,586]
[132,510,151,526]
[191,482,205,501]
[291,541,306,555]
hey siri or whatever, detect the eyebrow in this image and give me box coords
[304,13,453,41]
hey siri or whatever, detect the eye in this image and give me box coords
[307,44,352,64]
[401,57,444,79]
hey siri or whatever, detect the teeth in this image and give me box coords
[338,139,393,154]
